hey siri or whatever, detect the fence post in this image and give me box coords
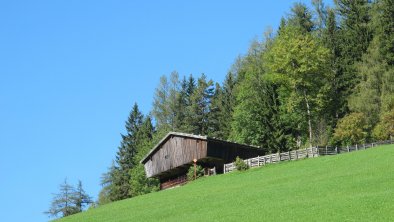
[288,151,291,160]
[347,145,350,152]
[257,156,260,166]
[363,144,366,150]
[356,144,358,151]
[335,146,338,154]
[224,164,226,174]
[325,146,328,155]
[295,150,298,160]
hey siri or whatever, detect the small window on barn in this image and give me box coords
[165,155,169,159]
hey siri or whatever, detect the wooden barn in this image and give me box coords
[141,132,265,189]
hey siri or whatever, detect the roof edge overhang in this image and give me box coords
[140,132,208,164]
[140,132,261,164]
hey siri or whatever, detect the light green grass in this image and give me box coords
[58,145,394,222]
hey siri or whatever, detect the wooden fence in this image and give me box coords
[224,140,393,174]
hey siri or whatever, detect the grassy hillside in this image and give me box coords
[59,145,394,222]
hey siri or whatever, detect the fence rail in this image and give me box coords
[224,140,393,174]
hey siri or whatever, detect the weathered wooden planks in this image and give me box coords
[144,136,208,178]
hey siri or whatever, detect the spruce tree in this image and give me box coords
[186,74,214,135]
[218,72,237,140]
[129,116,160,197]
[335,0,373,97]
[112,103,144,201]
[287,2,315,33]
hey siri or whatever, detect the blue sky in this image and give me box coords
[0,1,318,221]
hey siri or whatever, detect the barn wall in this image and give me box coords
[207,140,265,163]
[144,136,207,178]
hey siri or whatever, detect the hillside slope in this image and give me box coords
[58,145,394,222]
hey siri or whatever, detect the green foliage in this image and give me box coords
[187,165,204,181]
[265,25,331,147]
[234,156,249,171]
[58,145,394,222]
[184,74,214,135]
[93,0,394,210]
[46,179,92,219]
[129,164,159,197]
[332,113,369,146]
[152,71,181,131]
[373,109,394,140]
[334,0,373,100]
[287,2,314,33]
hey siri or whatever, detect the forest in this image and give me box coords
[47,0,394,217]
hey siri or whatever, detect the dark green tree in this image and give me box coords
[287,2,315,33]
[373,0,394,65]
[129,116,160,197]
[184,74,214,135]
[218,72,237,140]
[335,0,373,97]
[112,103,144,201]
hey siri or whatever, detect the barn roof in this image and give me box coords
[140,132,260,164]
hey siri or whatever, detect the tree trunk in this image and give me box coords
[304,89,313,148]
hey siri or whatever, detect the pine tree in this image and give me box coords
[129,116,160,197]
[287,2,315,33]
[335,0,373,97]
[312,0,327,36]
[112,103,144,201]
[174,76,188,131]
[98,161,116,205]
[186,74,214,135]
[374,0,394,65]
[73,181,93,212]
[45,179,79,218]
[218,72,237,140]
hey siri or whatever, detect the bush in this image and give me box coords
[373,109,394,140]
[235,156,249,171]
[187,165,204,181]
[332,112,369,146]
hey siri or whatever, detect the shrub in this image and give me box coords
[332,112,369,146]
[235,156,249,171]
[187,165,204,181]
[373,109,394,140]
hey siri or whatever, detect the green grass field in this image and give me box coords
[58,145,394,222]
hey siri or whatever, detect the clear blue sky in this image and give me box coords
[0,1,318,221]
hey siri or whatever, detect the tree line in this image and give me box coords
[94,0,393,208]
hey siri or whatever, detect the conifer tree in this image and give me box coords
[112,103,144,201]
[218,72,237,140]
[73,180,93,213]
[335,0,373,97]
[45,179,79,218]
[185,74,214,135]
[129,116,160,197]
[288,2,315,33]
